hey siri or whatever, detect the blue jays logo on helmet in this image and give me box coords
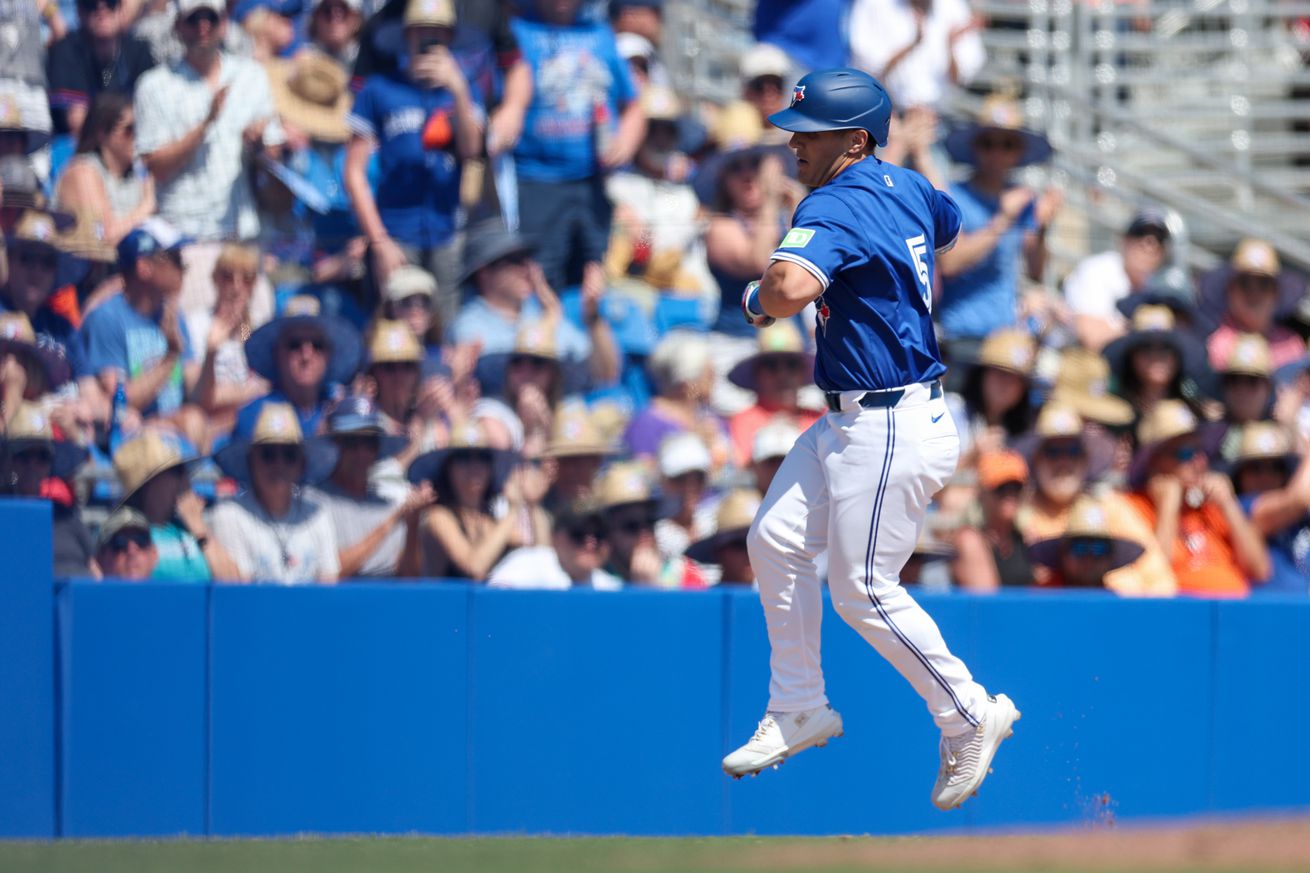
[767,67,893,148]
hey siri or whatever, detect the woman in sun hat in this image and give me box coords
[409,420,545,581]
[1103,304,1213,426]
[944,326,1038,463]
[113,428,239,582]
[685,488,763,587]
[1028,496,1147,590]
[1226,421,1310,595]
[211,401,342,584]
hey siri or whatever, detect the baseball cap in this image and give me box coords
[740,43,790,82]
[176,0,225,16]
[383,265,437,302]
[616,32,656,62]
[403,0,454,28]
[96,507,153,550]
[117,218,191,271]
[977,450,1028,491]
[1229,238,1280,279]
[658,431,711,479]
[1125,208,1171,241]
[751,420,799,464]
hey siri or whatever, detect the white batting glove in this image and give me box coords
[741,280,775,328]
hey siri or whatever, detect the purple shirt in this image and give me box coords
[623,407,727,461]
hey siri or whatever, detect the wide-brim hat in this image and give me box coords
[323,395,407,460]
[267,51,351,144]
[1049,347,1135,428]
[1217,333,1273,379]
[458,223,537,285]
[1028,496,1145,571]
[1221,422,1300,480]
[1127,399,1206,486]
[965,327,1037,379]
[244,295,362,385]
[215,401,339,484]
[690,143,796,207]
[727,320,814,391]
[541,408,616,459]
[1,402,87,479]
[112,429,202,508]
[56,211,117,265]
[685,489,761,564]
[406,421,517,492]
[366,319,423,366]
[593,460,661,516]
[1010,402,1114,481]
[944,95,1053,168]
[0,311,72,391]
[1102,305,1209,386]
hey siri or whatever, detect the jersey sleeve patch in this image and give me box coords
[779,228,815,249]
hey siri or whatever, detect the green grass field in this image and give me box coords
[0,832,1304,873]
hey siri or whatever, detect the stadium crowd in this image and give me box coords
[3,0,1309,597]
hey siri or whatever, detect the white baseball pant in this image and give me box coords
[746,380,988,737]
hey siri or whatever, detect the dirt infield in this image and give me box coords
[736,817,1310,871]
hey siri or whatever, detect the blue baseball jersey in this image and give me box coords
[770,158,961,392]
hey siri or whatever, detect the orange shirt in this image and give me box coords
[1124,492,1249,597]
[728,405,822,468]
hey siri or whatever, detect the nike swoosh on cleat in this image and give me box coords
[931,413,945,423]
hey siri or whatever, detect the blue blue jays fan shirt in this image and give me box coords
[770,158,961,392]
[510,16,638,182]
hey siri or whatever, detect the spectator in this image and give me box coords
[1230,422,1310,596]
[236,293,362,436]
[210,400,341,582]
[1200,236,1305,337]
[304,0,363,71]
[134,0,285,320]
[539,406,614,513]
[686,488,762,586]
[954,450,1033,591]
[652,430,713,576]
[186,243,269,432]
[0,401,94,578]
[1062,209,1172,352]
[487,497,622,590]
[594,460,663,586]
[623,332,730,471]
[0,312,73,426]
[1213,334,1274,456]
[410,421,549,580]
[749,419,798,495]
[511,0,644,291]
[93,506,159,580]
[451,224,618,388]
[1028,496,1146,590]
[112,428,239,580]
[379,265,441,365]
[1015,402,1175,595]
[1207,239,1305,371]
[938,96,1058,347]
[735,43,792,140]
[241,2,301,62]
[343,0,482,313]
[134,0,256,66]
[1047,345,1136,478]
[306,395,434,578]
[80,219,208,441]
[1,210,81,380]
[1,156,73,233]
[55,93,156,247]
[726,321,821,467]
[1115,266,1212,340]
[473,320,566,456]
[1102,304,1210,426]
[947,326,1037,459]
[46,0,157,139]
[0,8,55,166]
[1124,399,1269,597]
[360,319,443,482]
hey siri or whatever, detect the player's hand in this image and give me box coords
[741,280,775,328]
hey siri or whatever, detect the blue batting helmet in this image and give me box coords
[766,67,893,148]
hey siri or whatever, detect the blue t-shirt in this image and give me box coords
[936,181,1037,340]
[1239,493,1310,596]
[346,71,476,249]
[753,0,850,72]
[769,158,960,392]
[510,16,637,182]
[150,521,211,582]
[79,293,194,416]
[0,297,80,380]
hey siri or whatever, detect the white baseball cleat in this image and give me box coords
[722,705,844,779]
[931,693,1020,811]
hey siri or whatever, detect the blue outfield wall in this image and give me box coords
[2,502,1309,838]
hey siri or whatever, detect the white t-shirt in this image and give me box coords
[487,546,623,591]
[207,490,340,584]
[1061,250,1130,327]
[849,0,985,109]
[184,310,252,387]
[304,482,407,578]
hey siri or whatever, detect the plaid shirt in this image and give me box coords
[135,53,285,241]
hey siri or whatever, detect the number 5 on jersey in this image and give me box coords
[906,233,931,312]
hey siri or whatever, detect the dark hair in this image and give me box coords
[75,92,132,156]
[433,449,497,514]
[961,364,1035,437]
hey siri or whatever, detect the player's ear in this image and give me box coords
[849,129,869,156]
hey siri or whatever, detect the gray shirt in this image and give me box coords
[304,482,408,578]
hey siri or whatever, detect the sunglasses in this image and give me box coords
[975,135,1024,152]
[336,435,380,452]
[215,268,256,284]
[758,356,804,373]
[992,481,1024,498]
[14,249,57,270]
[11,447,53,465]
[314,0,352,15]
[256,444,302,465]
[1173,444,1201,462]
[392,294,430,312]
[491,254,531,270]
[725,156,762,175]
[78,0,120,10]
[450,449,494,466]
[184,8,220,25]
[373,361,418,375]
[611,518,654,536]
[509,355,552,369]
[1066,538,1111,559]
[565,523,606,544]
[282,336,326,354]
[1039,442,1085,460]
[1223,373,1267,388]
[106,529,152,553]
[1240,459,1287,477]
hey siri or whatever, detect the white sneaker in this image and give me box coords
[722,705,844,779]
[931,693,1020,810]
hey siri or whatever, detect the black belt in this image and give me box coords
[824,380,943,413]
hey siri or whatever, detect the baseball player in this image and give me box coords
[723,68,1019,811]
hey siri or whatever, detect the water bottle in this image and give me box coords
[592,96,614,170]
[108,381,128,456]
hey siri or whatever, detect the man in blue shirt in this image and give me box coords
[344,0,483,324]
[511,0,644,290]
[726,68,1019,812]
